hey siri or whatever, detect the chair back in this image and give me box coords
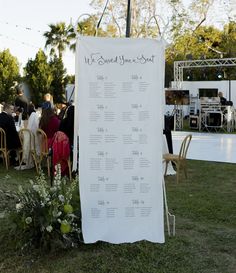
[0,128,7,151]
[179,134,192,159]
[18,128,32,147]
[19,127,36,154]
[36,129,49,157]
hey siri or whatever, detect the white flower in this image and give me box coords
[25,217,32,224]
[18,185,24,193]
[46,225,53,233]
[50,186,57,193]
[58,195,65,203]
[32,185,39,192]
[29,180,34,185]
[16,203,23,212]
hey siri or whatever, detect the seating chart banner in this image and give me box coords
[76,36,165,243]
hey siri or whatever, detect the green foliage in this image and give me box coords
[166,26,236,83]
[24,49,53,106]
[44,22,75,59]
[9,165,81,251]
[0,49,20,103]
[221,22,236,57]
[220,22,236,79]
[66,74,75,84]
[49,55,67,103]
[77,15,99,36]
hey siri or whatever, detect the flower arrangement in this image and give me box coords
[10,165,82,250]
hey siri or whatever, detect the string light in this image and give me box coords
[0,33,41,49]
[0,20,44,33]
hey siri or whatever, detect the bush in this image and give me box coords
[9,165,82,251]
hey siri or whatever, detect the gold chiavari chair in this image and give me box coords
[163,134,192,183]
[0,128,9,170]
[18,128,36,170]
[33,129,51,176]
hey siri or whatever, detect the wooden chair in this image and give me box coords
[33,129,51,176]
[18,128,35,170]
[0,128,22,170]
[0,128,9,170]
[163,134,192,183]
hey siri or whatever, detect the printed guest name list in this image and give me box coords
[77,36,164,244]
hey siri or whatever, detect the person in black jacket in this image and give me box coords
[14,85,29,120]
[0,103,21,164]
[59,105,74,148]
[218,91,227,105]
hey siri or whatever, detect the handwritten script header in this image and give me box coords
[84,53,156,66]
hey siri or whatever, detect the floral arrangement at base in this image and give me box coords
[10,165,82,251]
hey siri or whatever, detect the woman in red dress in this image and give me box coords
[39,107,60,148]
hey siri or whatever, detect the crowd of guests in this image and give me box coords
[0,85,74,170]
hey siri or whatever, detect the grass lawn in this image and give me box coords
[0,160,235,273]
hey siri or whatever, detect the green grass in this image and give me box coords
[0,160,236,273]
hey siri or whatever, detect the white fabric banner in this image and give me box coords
[75,36,165,244]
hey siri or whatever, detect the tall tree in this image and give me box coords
[221,21,236,57]
[89,0,215,40]
[24,49,53,106]
[0,49,20,103]
[220,22,236,79]
[49,55,68,103]
[165,25,228,83]
[44,22,75,59]
[90,0,158,37]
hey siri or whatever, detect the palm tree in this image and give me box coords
[43,22,75,59]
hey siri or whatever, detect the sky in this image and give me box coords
[0,0,94,75]
[0,0,234,75]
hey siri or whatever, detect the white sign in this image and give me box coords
[75,36,165,244]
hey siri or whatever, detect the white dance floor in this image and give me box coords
[172,131,236,164]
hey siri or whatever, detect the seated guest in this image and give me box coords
[0,103,3,113]
[27,103,40,134]
[42,93,54,110]
[16,103,40,170]
[59,105,74,148]
[0,103,21,165]
[39,107,60,148]
[57,102,68,120]
[14,85,29,120]
[218,91,227,105]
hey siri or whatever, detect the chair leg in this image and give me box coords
[1,151,8,170]
[6,151,10,170]
[19,152,24,170]
[176,163,180,183]
[183,161,188,178]
[47,157,51,177]
[68,160,72,181]
[6,156,9,170]
[164,160,169,176]
[31,152,39,174]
